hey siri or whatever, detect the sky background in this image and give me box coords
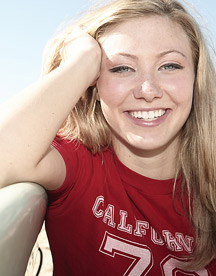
[0,0,216,104]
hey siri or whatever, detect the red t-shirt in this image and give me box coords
[46,138,216,275]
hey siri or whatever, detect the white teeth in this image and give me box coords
[149,111,154,119]
[129,109,166,121]
[138,111,142,118]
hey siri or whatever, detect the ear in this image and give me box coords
[95,84,100,101]
[96,92,100,101]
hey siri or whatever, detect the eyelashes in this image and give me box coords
[159,63,184,71]
[109,66,133,73]
[109,63,184,74]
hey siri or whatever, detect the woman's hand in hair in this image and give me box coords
[60,27,101,86]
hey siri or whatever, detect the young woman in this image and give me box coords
[1,0,216,275]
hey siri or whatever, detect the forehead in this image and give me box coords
[99,15,192,57]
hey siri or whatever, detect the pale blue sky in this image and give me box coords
[0,0,216,104]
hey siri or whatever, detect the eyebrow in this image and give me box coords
[108,53,138,60]
[158,50,186,58]
[107,49,186,61]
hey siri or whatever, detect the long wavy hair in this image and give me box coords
[41,0,216,269]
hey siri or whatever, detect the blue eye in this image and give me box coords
[160,63,184,71]
[110,66,132,73]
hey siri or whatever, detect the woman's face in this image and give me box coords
[97,15,195,158]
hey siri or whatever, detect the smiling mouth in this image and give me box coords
[129,109,166,121]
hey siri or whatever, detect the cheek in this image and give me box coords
[97,75,129,106]
[165,76,194,105]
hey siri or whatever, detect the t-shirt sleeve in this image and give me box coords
[46,137,81,205]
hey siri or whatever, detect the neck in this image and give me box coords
[113,141,179,181]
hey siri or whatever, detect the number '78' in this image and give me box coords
[99,232,209,276]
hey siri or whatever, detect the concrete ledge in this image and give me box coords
[0,182,47,276]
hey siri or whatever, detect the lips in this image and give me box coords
[129,109,166,121]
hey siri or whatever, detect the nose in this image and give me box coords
[133,76,163,102]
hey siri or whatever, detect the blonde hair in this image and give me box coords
[42,0,216,269]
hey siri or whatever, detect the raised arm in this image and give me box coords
[0,33,101,189]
